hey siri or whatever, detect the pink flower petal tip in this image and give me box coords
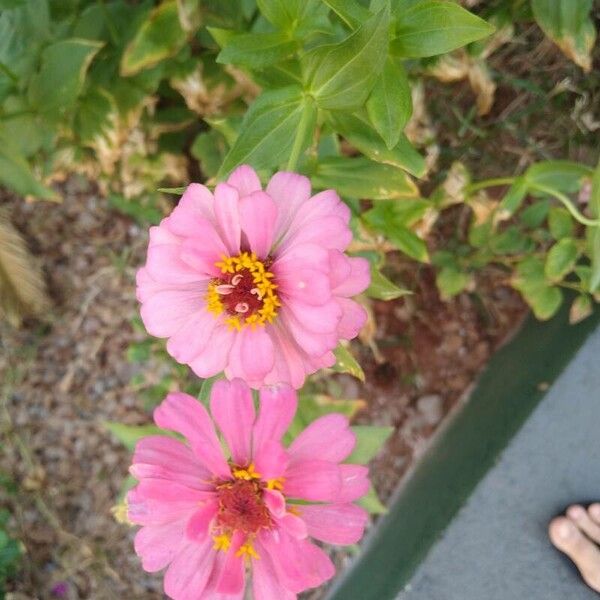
[127,379,370,600]
[136,165,370,389]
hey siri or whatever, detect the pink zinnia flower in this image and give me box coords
[136,165,369,389]
[127,379,370,600]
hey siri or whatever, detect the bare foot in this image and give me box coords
[549,504,600,593]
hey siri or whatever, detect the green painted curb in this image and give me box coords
[327,304,600,600]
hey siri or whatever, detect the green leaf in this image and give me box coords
[285,394,366,442]
[587,159,600,293]
[28,38,103,119]
[391,0,494,58]
[347,425,394,464]
[104,422,176,450]
[303,5,390,110]
[156,187,186,195]
[544,238,579,281]
[326,111,425,177]
[387,227,429,262]
[367,267,410,300]
[219,86,316,176]
[548,207,574,240]
[257,0,325,32]
[121,0,186,77]
[436,266,471,299]
[320,0,372,30]
[512,257,563,320]
[198,374,223,406]
[0,144,58,200]
[520,199,550,228]
[569,294,593,324]
[497,176,528,217]
[191,131,228,179]
[531,0,596,72]
[366,57,412,150]
[312,156,419,200]
[332,345,365,381]
[217,32,297,68]
[524,160,593,194]
[358,484,387,514]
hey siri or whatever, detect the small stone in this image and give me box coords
[416,394,443,426]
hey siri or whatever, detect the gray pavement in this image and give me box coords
[399,326,600,600]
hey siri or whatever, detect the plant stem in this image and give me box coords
[465,177,516,194]
[286,100,314,172]
[530,183,600,227]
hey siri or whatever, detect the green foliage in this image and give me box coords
[391,1,494,58]
[0,477,23,593]
[531,0,596,72]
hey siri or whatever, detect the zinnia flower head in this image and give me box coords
[127,379,370,600]
[136,165,370,389]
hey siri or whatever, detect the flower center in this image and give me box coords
[206,252,280,330]
[216,479,272,534]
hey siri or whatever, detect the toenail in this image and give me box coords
[568,505,586,520]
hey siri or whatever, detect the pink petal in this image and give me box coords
[164,539,216,600]
[280,310,338,357]
[254,440,288,481]
[297,503,368,545]
[288,414,355,464]
[227,164,262,197]
[278,216,351,253]
[239,191,278,258]
[146,244,203,285]
[186,501,218,542]
[127,481,212,526]
[134,519,187,572]
[216,532,245,595]
[214,182,241,255]
[189,325,235,379]
[176,183,215,223]
[253,385,297,454]
[266,171,311,240]
[166,308,219,365]
[252,539,296,600]
[226,326,275,386]
[153,392,230,479]
[336,297,368,340]
[140,286,205,338]
[283,459,341,502]
[136,267,164,302]
[131,435,212,490]
[262,327,311,389]
[277,267,331,306]
[285,298,342,334]
[338,464,370,502]
[210,379,255,465]
[263,489,286,518]
[275,512,308,540]
[179,228,229,278]
[259,531,334,594]
[165,185,215,237]
[149,222,180,246]
[331,254,370,297]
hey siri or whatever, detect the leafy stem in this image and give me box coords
[286,99,314,171]
[529,183,600,227]
[464,177,516,194]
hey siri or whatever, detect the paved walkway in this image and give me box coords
[399,326,600,600]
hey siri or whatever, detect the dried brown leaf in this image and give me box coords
[0,209,50,326]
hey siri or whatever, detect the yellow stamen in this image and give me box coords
[232,462,262,481]
[266,477,285,491]
[236,541,260,560]
[110,500,133,526]
[212,534,231,552]
[206,252,279,330]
